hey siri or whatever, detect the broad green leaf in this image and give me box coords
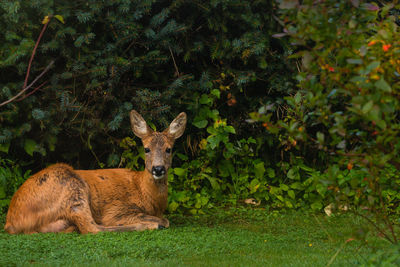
[376,119,387,130]
[199,94,212,105]
[0,143,10,153]
[294,92,301,104]
[54,15,65,24]
[175,191,189,202]
[207,177,220,190]
[362,100,373,114]
[350,76,367,83]
[267,168,275,178]
[365,61,380,72]
[207,135,220,149]
[225,125,236,134]
[287,168,298,179]
[290,182,303,190]
[173,168,186,176]
[168,201,179,212]
[201,196,209,205]
[316,132,324,144]
[24,139,37,156]
[311,202,323,210]
[299,164,313,172]
[285,200,293,208]
[280,184,289,191]
[288,190,295,199]
[249,178,260,189]
[210,89,220,98]
[254,162,265,179]
[193,120,208,128]
[375,78,391,92]
[316,184,326,196]
[346,58,363,64]
[176,153,188,161]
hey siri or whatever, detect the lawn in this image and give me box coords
[0,207,391,266]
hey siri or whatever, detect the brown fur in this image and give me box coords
[4,110,186,234]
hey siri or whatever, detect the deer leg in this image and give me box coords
[39,220,71,233]
[64,199,103,234]
[62,225,78,233]
[101,213,169,232]
[57,175,103,234]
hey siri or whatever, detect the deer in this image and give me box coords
[4,110,187,234]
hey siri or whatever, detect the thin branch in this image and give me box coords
[272,14,285,27]
[0,16,54,108]
[352,209,395,244]
[15,81,48,102]
[169,46,180,77]
[24,17,52,89]
[0,60,54,108]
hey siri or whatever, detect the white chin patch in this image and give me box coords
[153,174,165,180]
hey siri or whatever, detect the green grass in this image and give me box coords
[0,207,391,266]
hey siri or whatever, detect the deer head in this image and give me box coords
[130,110,187,180]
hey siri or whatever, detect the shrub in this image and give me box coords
[0,159,30,213]
[1,0,292,213]
[251,0,400,241]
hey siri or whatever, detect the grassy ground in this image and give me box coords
[0,207,391,266]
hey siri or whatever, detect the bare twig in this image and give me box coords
[169,46,180,77]
[377,184,398,243]
[15,81,47,102]
[272,14,285,27]
[0,16,54,108]
[24,17,52,89]
[312,214,333,242]
[352,209,395,244]
[0,60,54,108]
[326,241,347,267]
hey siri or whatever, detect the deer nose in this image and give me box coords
[152,166,166,178]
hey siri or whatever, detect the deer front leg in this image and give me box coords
[101,212,169,231]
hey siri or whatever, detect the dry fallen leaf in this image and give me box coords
[244,198,261,206]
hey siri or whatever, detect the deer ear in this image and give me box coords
[165,112,187,139]
[130,110,152,138]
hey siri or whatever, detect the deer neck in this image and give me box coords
[141,170,168,196]
[139,170,168,216]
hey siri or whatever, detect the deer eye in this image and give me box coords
[166,148,171,153]
[144,148,150,153]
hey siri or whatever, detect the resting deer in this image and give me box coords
[4,110,186,234]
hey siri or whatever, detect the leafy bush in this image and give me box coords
[0,159,30,212]
[250,0,400,241]
[4,0,399,227]
[0,0,294,213]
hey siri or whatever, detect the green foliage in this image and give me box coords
[250,0,400,242]
[5,0,400,237]
[0,0,294,213]
[0,0,289,172]
[0,159,30,212]
[364,244,400,266]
